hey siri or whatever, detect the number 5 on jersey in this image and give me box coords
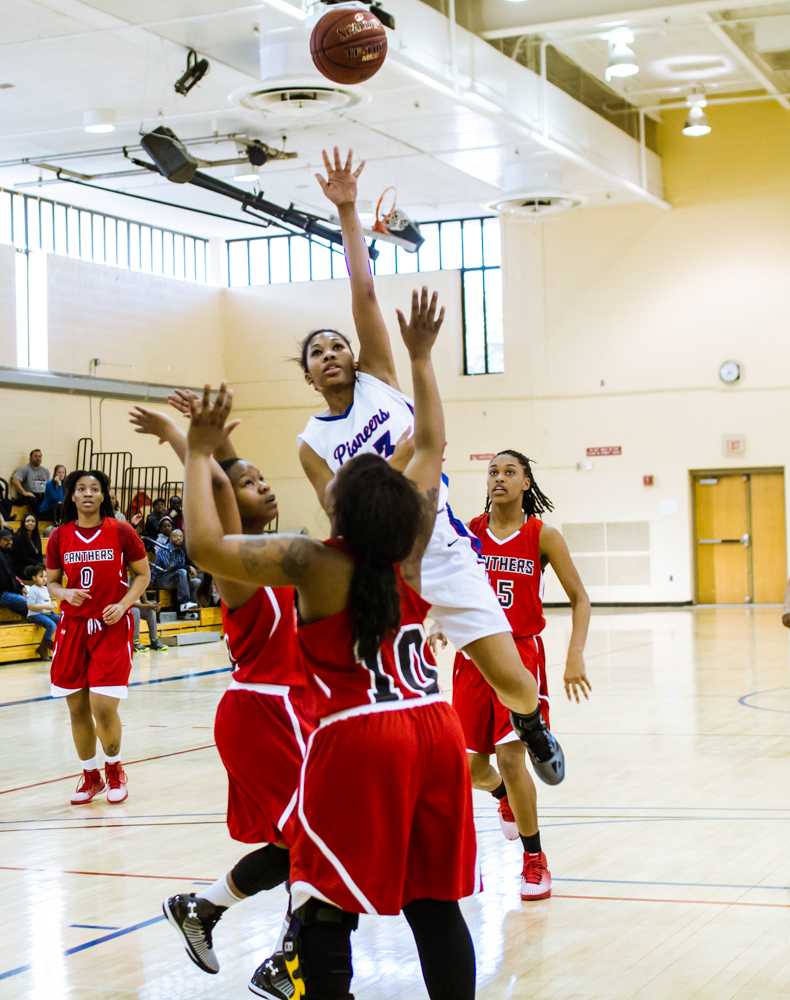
[80,566,94,590]
[496,579,513,608]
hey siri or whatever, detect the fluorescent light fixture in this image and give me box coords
[605,28,638,82]
[234,172,260,182]
[683,90,711,137]
[83,108,116,134]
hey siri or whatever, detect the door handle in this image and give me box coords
[698,536,750,545]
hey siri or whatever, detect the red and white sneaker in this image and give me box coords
[497,796,519,841]
[520,851,552,901]
[70,768,106,805]
[105,761,128,804]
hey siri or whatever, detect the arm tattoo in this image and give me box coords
[238,535,316,583]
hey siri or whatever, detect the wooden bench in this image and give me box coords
[0,607,223,664]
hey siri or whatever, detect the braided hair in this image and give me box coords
[62,470,115,523]
[485,449,555,518]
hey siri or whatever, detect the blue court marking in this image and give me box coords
[0,913,165,982]
[738,687,790,714]
[69,923,120,930]
[0,665,232,709]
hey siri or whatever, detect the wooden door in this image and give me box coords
[694,475,750,603]
[751,472,787,602]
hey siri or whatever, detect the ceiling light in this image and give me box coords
[683,90,711,137]
[234,172,260,183]
[83,108,116,134]
[605,28,639,82]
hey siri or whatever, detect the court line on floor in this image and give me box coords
[0,811,225,824]
[0,865,215,881]
[738,686,790,714]
[553,893,790,910]
[0,665,232,710]
[1,887,786,984]
[4,864,788,896]
[0,742,216,796]
[69,923,120,931]
[0,914,165,982]
[0,820,227,832]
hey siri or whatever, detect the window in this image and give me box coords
[0,186,208,282]
[226,215,504,374]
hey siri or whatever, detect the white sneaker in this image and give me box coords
[497,796,519,841]
[179,602,198,612]
[520,851,552,901]
[105,762,128,804]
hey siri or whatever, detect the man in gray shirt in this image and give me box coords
[11,449,49,514]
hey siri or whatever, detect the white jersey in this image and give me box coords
[299,371,511,650]
[299,371,449,511]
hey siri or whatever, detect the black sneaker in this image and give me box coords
[150,640,168,652]
[162,893,225,974]
[249,952,297,999]
[510,711,566,785]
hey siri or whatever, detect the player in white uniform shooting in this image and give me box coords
[297,148,564,784]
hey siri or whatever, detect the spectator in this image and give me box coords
[144,498,167,540]
[155,515,174,549]
[38,464,66,524]
[12,513,43,579]
[150,527,199,615]
[168,495,184,531]
[0,528,26,617]
[11,449,49,514]
[24,563,60,659]
[129,560,168,653]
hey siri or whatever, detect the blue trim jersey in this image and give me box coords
[299,371,509,649]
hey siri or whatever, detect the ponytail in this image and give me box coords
[332,453,423,662]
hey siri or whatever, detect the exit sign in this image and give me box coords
[586,446,623,457]
[470,453,495,461]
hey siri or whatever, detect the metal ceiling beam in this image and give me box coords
[703,14,790,110]
[0,366,197,402]
[481,0,786,40]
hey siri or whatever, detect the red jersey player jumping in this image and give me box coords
[448,450,591,903]
[46,470,150,806]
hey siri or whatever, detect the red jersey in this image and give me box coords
[468,513,545,637]
[222,587,301,688]
[298,546,438,720]
[46,518,146,619]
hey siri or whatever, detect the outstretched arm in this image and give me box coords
[316,147,399,388]
[185,385,336,590]
[130,405,260,609]
[397,288,446,591]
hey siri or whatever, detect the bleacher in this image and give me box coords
[0,438,223,664]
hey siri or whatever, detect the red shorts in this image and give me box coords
[214,685,313,846]
[50,614,134,699]
[452,635,549,755]
[290,699,480,916]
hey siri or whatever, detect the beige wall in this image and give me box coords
[2,97,789,605]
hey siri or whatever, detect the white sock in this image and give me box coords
[202,874,244,910]
[274,911,290,952]
[79,755,100,771]
[104,753,122,765]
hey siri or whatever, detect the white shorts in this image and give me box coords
[420,508,511,650]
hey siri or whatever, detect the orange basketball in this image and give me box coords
[310,8,388,85]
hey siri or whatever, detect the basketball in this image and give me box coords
[310,7,388,85]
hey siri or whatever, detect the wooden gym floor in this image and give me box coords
[1,606,789,999]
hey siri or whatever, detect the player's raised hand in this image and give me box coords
[129,406,176,444]
[396,287,445,361]
[315,147,365,208]
[564,649,592,703]
[187,383,240,456]
[168,388,200,418]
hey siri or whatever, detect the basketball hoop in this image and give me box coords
[373,186,398,235]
